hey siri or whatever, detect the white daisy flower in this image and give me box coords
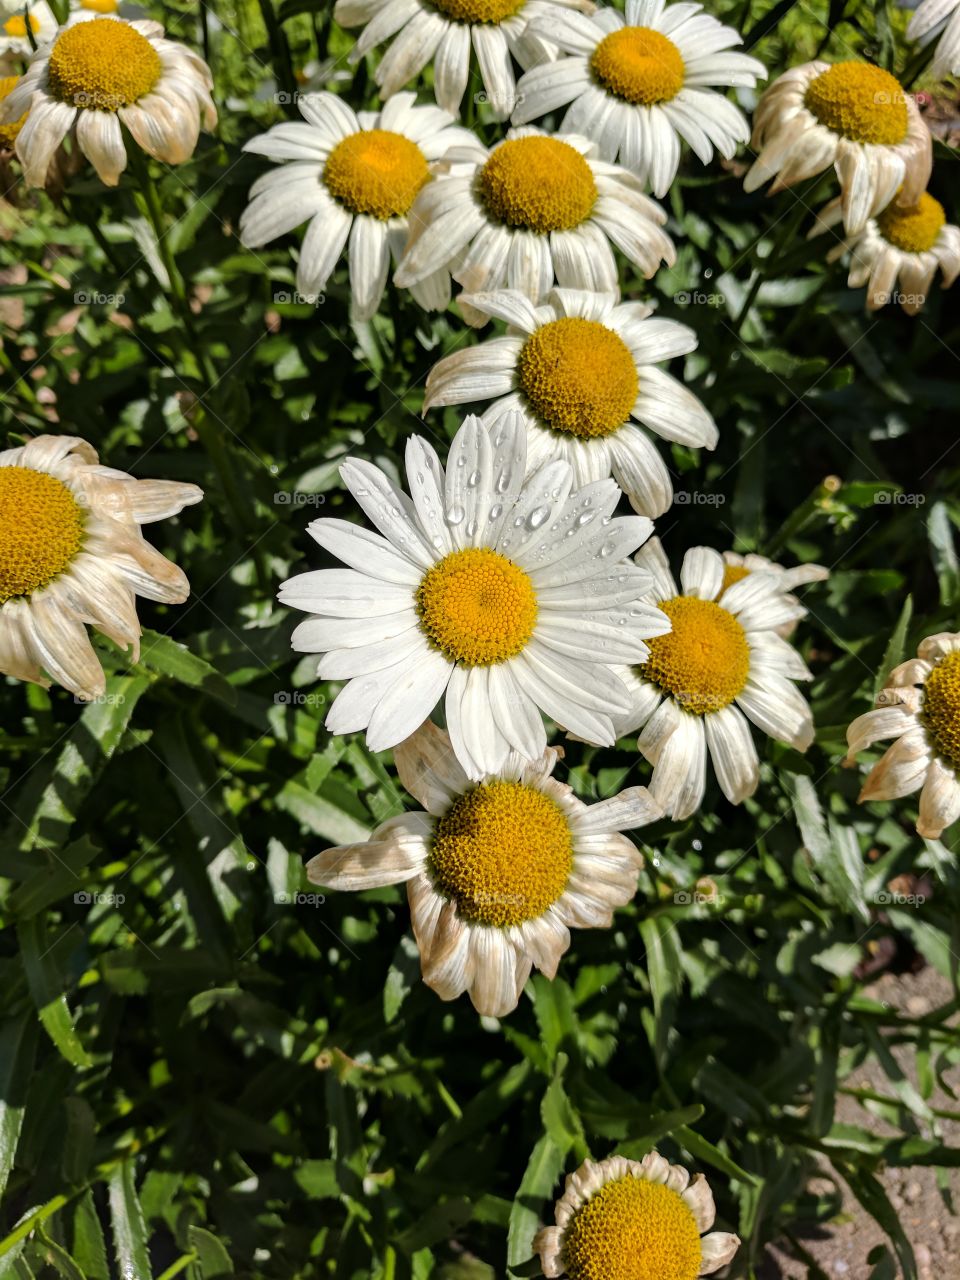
[0,72,27,150]
[510,0,765,197]
[610,538,815,821]
[278,412,669,780]
[908,0,960,80]
[0,435,202,701]
[720,549,828,635]
[811,190,960,316]
[0,12,216,188]
[333,0,596,122]
[534,1151,740,1279]
[845,632,960,840]
[423,287,716,518]
[307,721,660,1018]
[744,60,933,236]
[241,91,474,322]
[394,127,674,319]
[0,2,56,59]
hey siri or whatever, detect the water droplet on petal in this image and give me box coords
[446,505,465,526]
[526,505,550,530]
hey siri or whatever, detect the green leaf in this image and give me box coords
[107,1161,152,1280]
[0,1013,38,1197]
[791,777,868,922]
[16,918,91,1069]
[638,916,683,1069]
[873,595,913,700]
[136,629,236,704]
[540,1054,586,1160]
[928,501,959,607]
[188,1225,234,1278]
[507,1135,566,1279]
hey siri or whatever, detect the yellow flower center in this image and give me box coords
[0,466,84,604]
[922,650,960,770]
[479,136,597,233]
[640,596,750,715]
[80,0,120,11]
[804,62,909,146]
[3,13,40,37]
[720,563,751,593]
[591,27,685,106]
[561,1176,703,1280]
[416,546,537,667]
[430,780,573,926]
[47,19,162,112]
[431,0,525,21]
[517,318,639,440]
[876,191,945,253]
[323,128,430,220]
[0,75,28,149]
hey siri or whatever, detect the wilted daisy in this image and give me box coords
[611,539,814,820]
[333,0,595,122]
[0,2,56,60]
[395,128,674,318]
[278,412,668,779]
[908,0,960,79]
[0,13,216,187]
[241,91,474,321]
[812,191,960,316]
[0,435,202,701]
[721,549,827,634]
[511,0,765,197]
[534,1151,740,1279]
[744,60,932,236]
[307,721,660,1017]
[0,73,26,149]
[424,288,715,518]
[845,632,960,840]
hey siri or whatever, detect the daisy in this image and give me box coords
[611,539,815,821]
[241,91,474,322]
[394,127,674,318]
[278,412,669,780]
[908,0,960,80]
[332,0,596,122]
[811,190,960,316]
[423,288,716,518]
[0,3,56,61]
[0,435,202,702]
[744,60,933,236]
[720,549,828,635]
[510,0,765,197]
[534,1151,740,1279]
[306,721,660,1017]
[0,12,215,188]
[0,72,27,150]
[845,632,960,840]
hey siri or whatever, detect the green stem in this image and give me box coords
[257,0,297,107]
[901,40,935,87]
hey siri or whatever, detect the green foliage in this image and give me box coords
[1,0,959,1276]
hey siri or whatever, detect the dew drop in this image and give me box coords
[526,505,550,530]
[446,505,465,526]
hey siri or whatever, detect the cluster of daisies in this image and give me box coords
[2,1,960,1275]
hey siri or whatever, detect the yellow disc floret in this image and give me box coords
[80,0,120,11]
[0,76,27,150]
[804,62,908,146]
[479,136,597,233]
[417,547,537,666]
[0,466,84,603]
[3,13,40,37]
[324,129,430,220]
[922,650,960,770]
[47,19,162,112]
[432,0,525,20]
[720,563,751,593]
[640,596,750,715]
[518,318,638,440]
[561,1176,703,1280]
[877,191,945,253]
[591,27,685,106]
[430,780,573,926]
